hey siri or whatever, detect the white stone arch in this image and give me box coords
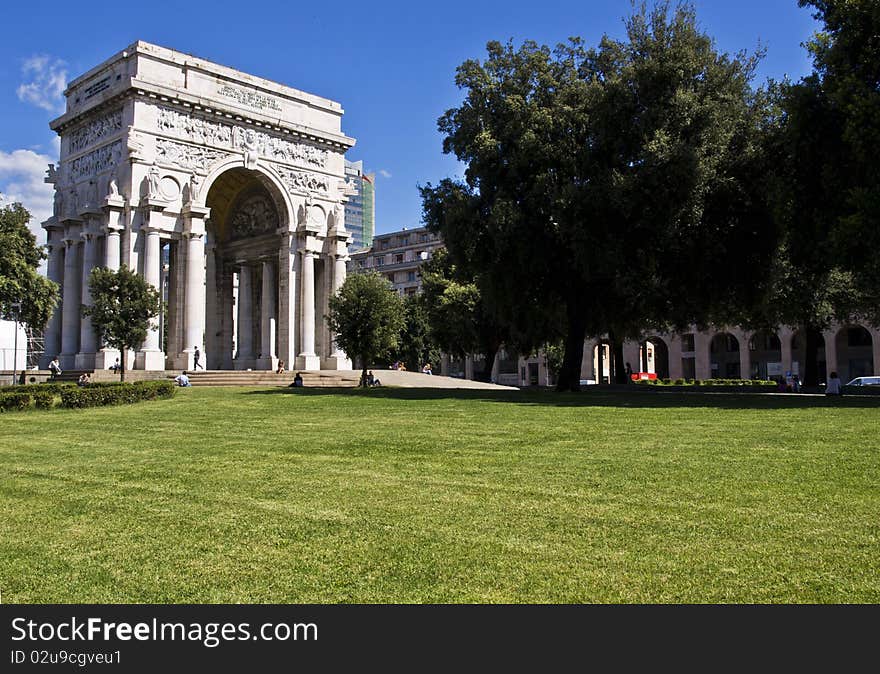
[199,156,295,231]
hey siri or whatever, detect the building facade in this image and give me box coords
[348,226,443,296]
[41,41,356,372]
[343,160,375,251]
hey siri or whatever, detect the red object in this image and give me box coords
[631,372,657,381]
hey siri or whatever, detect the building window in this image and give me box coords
[400,236,409,246]
[407,271,416,282]
[681,333,695,352]
[394,253,404,264]
[387,273,396,283]
[375,256,385,267]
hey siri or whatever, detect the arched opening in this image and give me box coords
[748,330,781,380]
[791,329,826,386]
[592,341,612,384]
[203,167,290,370]
[642,337,670,379]
[835,325,874,382]
[710,332,740,378]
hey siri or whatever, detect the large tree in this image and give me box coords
[417,246,515,381]
[82,265,160,381]
[327,272,405,387]
[391,293,441,375]
[0,202,58,330]
[797,0,880,313]
[432,2,776,390]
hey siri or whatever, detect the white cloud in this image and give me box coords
[0,149,56,250]
[379,169,392,179]
[17,55,67,113]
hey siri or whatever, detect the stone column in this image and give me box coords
[92,218,124,370]
[823,327,839,380]
[739,336,752,380]
[667,334,683,380]
[40,226,64,367]
[75,226,99,369]
[258,259,277,370]
[296,249,320,370]
[277,234,297,369]
[174,205,210,371]
[322,250,352,370]
[694,331,711,381]
[780,327,794,377]
[872,328,880,376]
[135,226,165,370]
[234,263,255,369]
[59,232,82,370]
[465,355,475,380]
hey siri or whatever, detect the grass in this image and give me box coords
[1,387,878,603]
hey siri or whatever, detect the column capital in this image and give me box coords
[182,204,211,220]
[103,195,126,212]
[141,197,170,212]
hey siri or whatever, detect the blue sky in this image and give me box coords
[0,0,819,245]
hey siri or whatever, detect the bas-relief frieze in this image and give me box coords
[155,139,229,172]
[68,109,123,154]
[274,166,331,195]
[155,106,327,169]
[68,141,123,181]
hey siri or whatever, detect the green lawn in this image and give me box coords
[1,387,878,603]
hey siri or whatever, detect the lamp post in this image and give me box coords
[11,301,21,386]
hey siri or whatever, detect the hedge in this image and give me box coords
[0,380,175,412]
[59,381,176,409]
[633,378,778,388]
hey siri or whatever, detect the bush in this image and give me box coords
[0,392,33,412]
[32,391,55,410]
[60,380,175,409]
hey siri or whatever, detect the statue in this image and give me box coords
[242,129,260,170]
[67,187,78,218]
[188,173,201,203]
[127,127,144,160]
[147,164,161,199]
[108,175,119,198]
[53,187,63,219]
[45,163,58,185]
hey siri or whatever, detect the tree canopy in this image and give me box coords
[83,265,160,381]
[429,2,776,390]
[0,201,58,330]
[326,272,405,387]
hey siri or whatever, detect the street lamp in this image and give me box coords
[11,301,21,386]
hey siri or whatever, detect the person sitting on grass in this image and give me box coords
[290,372,304,387]
[174,371,191,387]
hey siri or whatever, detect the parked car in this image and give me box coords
[845,376,880,387]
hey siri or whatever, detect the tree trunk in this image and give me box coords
[609,331,627,384]
[361,358,368,388]
[556,304,586,392]
[121,348,126,383]
[477,337,500,383]
[803,325,820,388]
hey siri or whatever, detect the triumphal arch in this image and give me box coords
[41,41,355,372]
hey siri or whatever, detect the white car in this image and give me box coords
[845,376,880,387]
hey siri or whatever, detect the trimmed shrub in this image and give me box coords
[60,380,176,409]
[0,392,33,412]
[32,391,55,410]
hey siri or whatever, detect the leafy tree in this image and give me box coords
[327,272,405,387]
[82,265,160,381]
[0,201,58,330]
[418,246,515,381]
[391,293,441,374]
[796,0,880,312]
[432,2,776,390]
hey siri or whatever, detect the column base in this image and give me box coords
[321,355,352,370]
[93,349,121,371]
[172,350,206,371]
[135,350,166,371]
[59,353,78,370]
[295,354,321,370]
[257,356,279,371]
[233,357,257,371]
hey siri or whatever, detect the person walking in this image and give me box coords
[825,371,842,396]
[193,346,204,370]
